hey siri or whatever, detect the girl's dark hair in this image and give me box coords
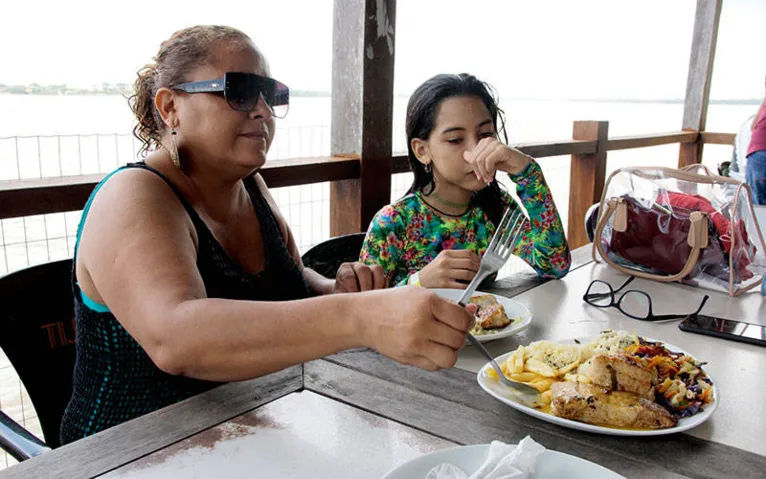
[405,73,508,227]
[128,25,251,156]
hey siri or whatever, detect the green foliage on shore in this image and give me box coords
[0,83,332,97]
[0,83,758,104]
[0,82,133,95]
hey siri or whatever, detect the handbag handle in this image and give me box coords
[680,164,715,176]
[592,198,709,282]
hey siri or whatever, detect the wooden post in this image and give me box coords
[678,0,722,168]
[330,0,396,236]
[568,121,608,249]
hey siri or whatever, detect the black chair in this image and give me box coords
[0,259,76,461]
[301,233,367,279]
[585,203,600,243]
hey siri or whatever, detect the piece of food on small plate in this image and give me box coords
[550,382,677,430]
[431,289,533,342]
[469,294,512,333]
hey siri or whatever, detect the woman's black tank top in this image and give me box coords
[60,162,310,444]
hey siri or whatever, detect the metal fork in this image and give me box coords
[457,208,539,400]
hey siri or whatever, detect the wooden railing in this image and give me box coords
[0,124,735,249]
[0,156,361,220]
[700,132,736,145]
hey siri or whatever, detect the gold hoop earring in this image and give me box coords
[169,127,180,169]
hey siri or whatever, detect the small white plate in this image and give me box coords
[382,443,624,479]
[476,336,718,436]
[431,289,533,343]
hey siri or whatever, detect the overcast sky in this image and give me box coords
[1,0,763,100]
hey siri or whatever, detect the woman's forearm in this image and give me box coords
[153,293,368,382]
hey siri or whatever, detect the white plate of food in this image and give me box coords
[476,331,718,436]
[431,289,533,343]
[382,443,623,479]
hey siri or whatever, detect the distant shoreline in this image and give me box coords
[0,89,759,105]
[557,97,761,105]
[0,86,331,98]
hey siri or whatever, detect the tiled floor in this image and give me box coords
[0,348,42,470]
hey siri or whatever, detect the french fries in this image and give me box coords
[491,332,648,409]
[498,341,585,400]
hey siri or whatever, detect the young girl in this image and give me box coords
[360,73,570,288]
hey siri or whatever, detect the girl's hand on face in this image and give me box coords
[334,262,387,293]
[418,249,480,289]
[463,137,532,183]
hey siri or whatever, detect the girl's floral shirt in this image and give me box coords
[360,161,571,286]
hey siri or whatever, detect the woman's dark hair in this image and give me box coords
[404,73,509,227]
[128,25,251,156]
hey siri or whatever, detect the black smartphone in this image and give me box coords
[679,314,766,347]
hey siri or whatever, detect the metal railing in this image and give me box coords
[0,126,333,181]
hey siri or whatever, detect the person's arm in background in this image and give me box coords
[504,161,571,279]
[753,78,766,131]
[753,100,766,132]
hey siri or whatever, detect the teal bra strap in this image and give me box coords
[75,167,127,313]
[81,291,111,313]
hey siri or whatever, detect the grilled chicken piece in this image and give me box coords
[551,382,676,429]
[469,295,511,329]
[579,354,654,399]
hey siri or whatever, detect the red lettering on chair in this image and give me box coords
[59,320,76,345]
[40,323,58,349]
[40,320,76,350]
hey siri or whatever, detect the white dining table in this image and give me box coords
[457,260,766,456]
[102,391,456,479]
[4,247,765,479]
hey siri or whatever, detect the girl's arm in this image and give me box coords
[359,205,409,286]
[505,161,571,278]
[361,203,481,289]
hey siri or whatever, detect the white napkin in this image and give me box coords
[426,436,546,479]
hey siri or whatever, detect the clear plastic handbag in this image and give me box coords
[592,165,766,296]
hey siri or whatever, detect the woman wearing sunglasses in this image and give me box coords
[61,25,476,444]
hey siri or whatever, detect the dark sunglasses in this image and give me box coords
[173,72,289,118]
[583,276,709,321]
